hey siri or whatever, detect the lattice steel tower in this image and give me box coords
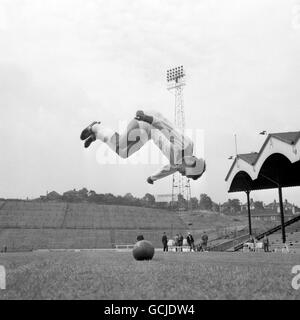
[167,66,191,209]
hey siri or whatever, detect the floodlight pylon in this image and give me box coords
[167,66,191,210]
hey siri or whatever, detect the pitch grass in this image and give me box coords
[0,250,299,300]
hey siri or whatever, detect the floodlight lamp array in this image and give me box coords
[167,66,184,82]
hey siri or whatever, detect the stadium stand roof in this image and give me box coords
[225,131,300,243]
[225,131,300,192]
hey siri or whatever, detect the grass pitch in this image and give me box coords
[0,250,299,300]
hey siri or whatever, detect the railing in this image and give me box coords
[167,245,192,252]
[234,214,300,251]
[209,234,250,252]
[114,244,135,250]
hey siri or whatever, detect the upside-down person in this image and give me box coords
[80,110,206,184]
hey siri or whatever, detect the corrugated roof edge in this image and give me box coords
[225,131,300,182]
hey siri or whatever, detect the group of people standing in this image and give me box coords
[245,235,270,252]
[174,233,184,251]
[162,231,209,252]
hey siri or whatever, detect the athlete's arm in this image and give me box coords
[147,164,178,183]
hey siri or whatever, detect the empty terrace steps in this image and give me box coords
[0,229,112,251]
[0,201,186,230]
[0,201,67,228]
[0,201,187,250]
[59,203,186,230]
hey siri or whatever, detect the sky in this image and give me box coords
[1,0,300,205]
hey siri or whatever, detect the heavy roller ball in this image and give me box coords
[132,240,155,260]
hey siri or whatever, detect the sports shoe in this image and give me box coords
[135,110,153,124]
[84,134,96,148]
[80,121,100,141]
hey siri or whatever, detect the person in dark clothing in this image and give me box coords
[136,234,144,241]
[250,236,257,251]
[201,232,208,251]
[263,235,269,252]
[162,232,168,252]
[186,232,195,251]
[178,233,184,252]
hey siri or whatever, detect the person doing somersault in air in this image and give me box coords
[80,110,205,184]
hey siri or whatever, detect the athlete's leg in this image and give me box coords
[92,119,150,158]
[137,110,194,163]
[150,128,175,163]
[148,111,193,153]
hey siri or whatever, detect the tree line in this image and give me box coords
[42,189,250,213]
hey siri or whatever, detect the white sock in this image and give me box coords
[92,124,115,143]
